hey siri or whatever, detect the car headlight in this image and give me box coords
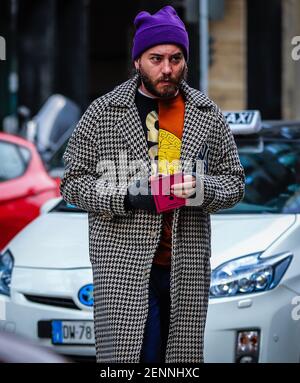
[0,249,14,297]
[210,252,292,298]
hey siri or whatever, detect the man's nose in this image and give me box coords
[161,60,172,75]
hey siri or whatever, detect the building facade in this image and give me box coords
[0,0,299,132]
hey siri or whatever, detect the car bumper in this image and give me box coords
[1,267,95,358]
[204,285,300,362]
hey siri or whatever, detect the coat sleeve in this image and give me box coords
[188,107,245,214]
[59,100,133,218]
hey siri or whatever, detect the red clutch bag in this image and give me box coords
[150,173,186,213]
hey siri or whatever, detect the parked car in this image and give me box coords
[0,197,95,362]
[205,119,300,363]
[0,132,60,250]
[1,114,300,362]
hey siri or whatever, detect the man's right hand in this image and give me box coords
[124,176,157,212]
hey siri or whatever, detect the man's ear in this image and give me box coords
[134,59,140,71]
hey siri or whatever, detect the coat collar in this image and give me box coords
[109,74,216,174]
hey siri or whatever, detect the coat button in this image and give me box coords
[149,230,157,238]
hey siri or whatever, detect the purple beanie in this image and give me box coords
[132,5,189,62]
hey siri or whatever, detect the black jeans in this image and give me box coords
[140,262,171,363]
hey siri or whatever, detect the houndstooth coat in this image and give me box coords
[60,74,245,363]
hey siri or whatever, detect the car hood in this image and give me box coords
[8,212,90,269]
[210,214,296,269]
[7,212,296,269]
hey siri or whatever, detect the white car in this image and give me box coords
[0,197,95,362]
[1,116,300,363]
[205,118,300,363]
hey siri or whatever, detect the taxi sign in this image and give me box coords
[223,110,262,135]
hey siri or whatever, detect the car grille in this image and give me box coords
[24,294,80,310]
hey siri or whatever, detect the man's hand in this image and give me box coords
[169,174,196,199]
[125,176,156,212]
[149,174,197,199]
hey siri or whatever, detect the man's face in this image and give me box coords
[134,44,187,98]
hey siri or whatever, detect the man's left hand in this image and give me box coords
[170,174,196,199]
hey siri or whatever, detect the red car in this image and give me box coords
[0,132,60,250]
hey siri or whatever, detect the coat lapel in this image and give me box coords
[178,80,215,170]
[116,105,152,172]
[108,74,151,173]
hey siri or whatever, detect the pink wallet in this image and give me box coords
[150,173,186,213]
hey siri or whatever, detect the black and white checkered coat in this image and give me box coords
[60,74,245,363]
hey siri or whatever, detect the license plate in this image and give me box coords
[52,320,95,345]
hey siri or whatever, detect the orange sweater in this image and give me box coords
[152,92,185,267]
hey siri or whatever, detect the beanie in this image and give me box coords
[132,5,189,62]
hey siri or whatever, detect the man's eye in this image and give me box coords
[151,57,161,62]
[171,57,181,63]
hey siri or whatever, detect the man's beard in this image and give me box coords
[138,64,188,99]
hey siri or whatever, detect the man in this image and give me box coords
[60,5,245,363]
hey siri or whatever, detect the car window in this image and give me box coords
[0,141,30,182]
[218,125,300,214]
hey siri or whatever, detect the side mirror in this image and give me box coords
[40,197,62,215]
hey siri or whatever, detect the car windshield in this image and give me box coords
[219,122,300,214]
